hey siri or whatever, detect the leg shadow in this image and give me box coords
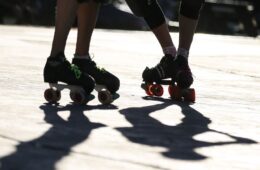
[116,97,257,160]
[0,103,106,170]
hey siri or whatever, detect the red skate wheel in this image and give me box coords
[145,84,154,96]
[70,91,87,104]
[151,84,163,97]
[44,88,61,103]
[168,85,174,97]
[170,86,182,101]
[184,88,195,103]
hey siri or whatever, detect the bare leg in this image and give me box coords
[152,22,174,48]
[152,22,177,56]
[75,0,100,56]
[72,1,120,93]
[175,15,198,88]
[178,15,198,53]
[44,0,95,95]
[50,0,78,57]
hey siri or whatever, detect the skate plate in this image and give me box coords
[95,84,119,105]
[141,79,196,103]
[44,83,92,104]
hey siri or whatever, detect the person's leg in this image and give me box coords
[178,15,198,53]
[126,0,176,57]
[44,0,95,95]
[75,0,100,56]
[152,22,177,56]
[127,0,204,88]
[174,0,204,88]
[72,1,120,93]
[50,0,78,57]
[177,0,204,58]
[126,0,178,83]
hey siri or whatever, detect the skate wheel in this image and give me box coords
[144,84,153,96]
[98,90,113,105]
[168,85,174,97]
[44,88,61,103]
[170,86,182,101]
[184,88,196,103]
[151,84,164,97]
[70,90,87,104]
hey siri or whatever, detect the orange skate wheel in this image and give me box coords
[170,86,182,101]
[151,84,164,97]
[145,84,154,96]
[184,88,196,103]
[168,85,174,97]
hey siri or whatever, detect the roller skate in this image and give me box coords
[72,57,120,104]
[43,52,95,104]
[141,54,195,102]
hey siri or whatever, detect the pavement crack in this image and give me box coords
[68,150,171,170]
[0,134,22,143]
[193,64,260,79]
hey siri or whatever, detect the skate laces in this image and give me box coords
[65,60,82,79]
[152,55,173,78]
[70,64,82,79]
[89,56,107,73]
[157,55,173,68]
[53,54,82,80]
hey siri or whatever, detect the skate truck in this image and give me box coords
[44,83,118,105]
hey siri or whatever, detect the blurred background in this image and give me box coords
[0,0,259,37]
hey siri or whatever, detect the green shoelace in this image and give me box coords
[70,64,82,80]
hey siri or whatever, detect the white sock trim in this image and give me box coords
[177,48,189,59]
[163,46,177,58]
[74,53,91,60]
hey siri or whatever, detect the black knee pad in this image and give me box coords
[77,0,89,3]
[126,0,165,29]
[77,0,111,4]
[180,0,205,20]
[125,0,144,16]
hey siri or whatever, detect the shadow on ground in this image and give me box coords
[116,97,257,160]
[0,103,117,170]
[0,99,257,169]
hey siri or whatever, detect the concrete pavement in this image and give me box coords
[0,25,259,170]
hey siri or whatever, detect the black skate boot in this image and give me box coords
[44,52,95,95]
[142,54,195,102]
[142,54,179,83]
[175,55,193,88]
[72,57,120,94]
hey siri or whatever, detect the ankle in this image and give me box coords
[163,46,177,59]
[177,48,189,59]
[74,53,91,60]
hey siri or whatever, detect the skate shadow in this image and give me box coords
[116,97,257,160]
[0,103,106,170]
